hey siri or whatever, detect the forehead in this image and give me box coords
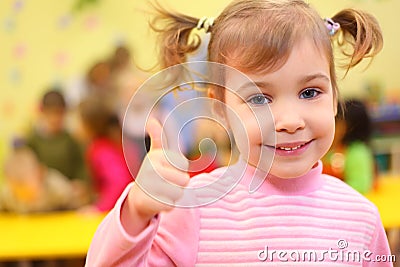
[225,38,330,90]
[210,1,332,75]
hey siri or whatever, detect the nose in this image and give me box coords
[273,105,305,133]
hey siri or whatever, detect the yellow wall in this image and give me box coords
[0,0,399,164]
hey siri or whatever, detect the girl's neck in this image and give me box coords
[231,158,324,196]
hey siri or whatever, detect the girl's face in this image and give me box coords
[224,38,336,178]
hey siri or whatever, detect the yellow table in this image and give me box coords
[0,178,398,261]
[0,211,105,260]
[365,175,400,229]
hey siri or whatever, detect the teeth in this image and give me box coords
[278,144,303,151]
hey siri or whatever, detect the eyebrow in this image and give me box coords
[299,73,330,84]
[236,72,331,93]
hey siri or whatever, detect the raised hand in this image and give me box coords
[122,118,190,234]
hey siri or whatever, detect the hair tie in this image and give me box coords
[197,16,214,33]
[324,18,340,36]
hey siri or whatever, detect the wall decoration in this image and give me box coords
[57,14,72,30]
[72,0,102,12]
[3,17,15,32]
[84,15,100,31]
[8,68,22,84]
[12,0,24,13]
[1,101,16,118]
[13,43,27,59]
[54,51,70,68]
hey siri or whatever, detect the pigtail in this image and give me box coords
[331,8,383,71]
[149,3,203,69]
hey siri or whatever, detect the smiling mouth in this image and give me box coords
[264,140,313,151]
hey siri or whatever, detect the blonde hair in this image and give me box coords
[150,0,383,102]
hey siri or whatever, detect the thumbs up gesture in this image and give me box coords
[125,118,191,224]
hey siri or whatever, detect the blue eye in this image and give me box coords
[248,94,270,105]
[300,88,320,99]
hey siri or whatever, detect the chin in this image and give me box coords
[268,161,314,179]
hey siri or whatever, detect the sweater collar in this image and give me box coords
[228,158,324,196]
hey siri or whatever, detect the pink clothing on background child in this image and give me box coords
[86,160,391,266]
[86,138,136,212]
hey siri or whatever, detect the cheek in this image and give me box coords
[225,106,252,154]
[226,106,273,155]
[319,109,335,134]
[226,107,251,139]
[224,91,274,154]
[313,108,336,151]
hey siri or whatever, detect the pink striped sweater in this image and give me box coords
[85,160,392,266]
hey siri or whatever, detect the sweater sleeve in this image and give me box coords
[85,183,200,267]
[363,208,393,267]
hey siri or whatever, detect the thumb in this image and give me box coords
[146,118,164,150]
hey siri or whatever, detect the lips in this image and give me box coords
[275,140,312,151]
[263,140,313,156]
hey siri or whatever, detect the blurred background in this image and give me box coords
[0,0,399,175]
[0,0,399,266]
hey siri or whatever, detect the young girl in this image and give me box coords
[86,0,391,265]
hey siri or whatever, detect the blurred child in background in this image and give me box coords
[65,45,140,111]
[0,147,81,213]
[341,99,376,193]
[323,99,375,194]
[109,46,151,162]
[77,97,139,212]
[25,89,90,208]
[26,89,87,182]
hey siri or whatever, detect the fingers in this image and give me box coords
[143,150,190,187]
[159,149,189,172]
[146,117,164,151]
[138,117,190,209]
[154,163,190,187]
[146,117,188,171]
[135,155,190,208]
